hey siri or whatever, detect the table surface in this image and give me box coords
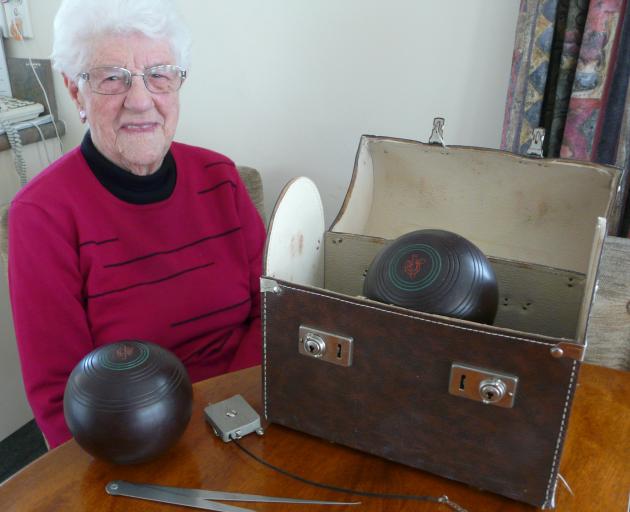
[1,364,628,512]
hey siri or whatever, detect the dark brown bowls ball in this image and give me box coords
[363,229,499,324]
[63,340,192,464]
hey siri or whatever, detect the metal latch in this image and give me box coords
[526,127,545,158]
[449,363,518,408]
[298,326,353,367]
[428,117,446,147]
[260,277,281,293]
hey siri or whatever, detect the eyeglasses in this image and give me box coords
[77,65,187,95]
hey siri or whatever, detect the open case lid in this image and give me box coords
[263,177,325,286]
[264,154,611,349]
[330,135,621,274]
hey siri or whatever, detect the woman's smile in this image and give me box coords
[120,121,160,132]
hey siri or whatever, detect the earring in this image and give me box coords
[79,110,87,123]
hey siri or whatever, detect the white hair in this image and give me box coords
[51,0,192,78]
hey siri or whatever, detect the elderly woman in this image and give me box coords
[8,0,265,448]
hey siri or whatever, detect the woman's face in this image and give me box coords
[66,33,181,175]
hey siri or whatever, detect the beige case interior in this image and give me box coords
[264,136,620,344]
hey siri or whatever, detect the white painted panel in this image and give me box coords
[264,177,325,287]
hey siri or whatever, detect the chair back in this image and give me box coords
[237,166,266,225]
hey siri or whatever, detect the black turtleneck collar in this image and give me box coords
[80,131,176,204]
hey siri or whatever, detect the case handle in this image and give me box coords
[526,127,545,158]
[428,117,446,147]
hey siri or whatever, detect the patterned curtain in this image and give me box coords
[502,0,630,237]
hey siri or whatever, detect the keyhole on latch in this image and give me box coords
[303,334,326,357]
[336,344,342,358]
[459,374,466,390]
[484,390,495,400]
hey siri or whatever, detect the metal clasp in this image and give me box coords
[449,363,518,408]
[428,117,446,147]
[298,326,353,367]
[550,342,586,361]
[260,277,281,294]
[526,127,545,158]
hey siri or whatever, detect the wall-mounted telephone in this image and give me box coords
[0,95,43,123]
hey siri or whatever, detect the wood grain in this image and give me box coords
[0,364,627,512]
[586,236,630,370]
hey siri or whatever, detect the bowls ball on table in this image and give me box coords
[63,340,193,464]
[363,229,499,324]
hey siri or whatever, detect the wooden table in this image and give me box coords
[1,364,628,512]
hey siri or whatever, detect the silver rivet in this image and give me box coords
[550,347,564,358]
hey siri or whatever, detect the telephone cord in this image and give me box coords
[0,118,28,187]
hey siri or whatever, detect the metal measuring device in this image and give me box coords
[106,481,360,510]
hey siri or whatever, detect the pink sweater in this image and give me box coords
[8,142,266,448]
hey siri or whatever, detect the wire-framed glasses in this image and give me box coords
[77,65,187,95]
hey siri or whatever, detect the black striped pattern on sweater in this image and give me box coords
[171,297,251,327]
[203,160,232,169]
[198,179,236,195]
[103,227,241,268]
[87,262,215,299]
[79,238,119,248]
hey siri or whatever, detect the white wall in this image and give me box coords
[179,0,520,222]
[0,0,519,439]
[7,0,520,222]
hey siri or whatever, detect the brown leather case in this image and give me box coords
[263,282,578,507]
[261,133,622,508]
